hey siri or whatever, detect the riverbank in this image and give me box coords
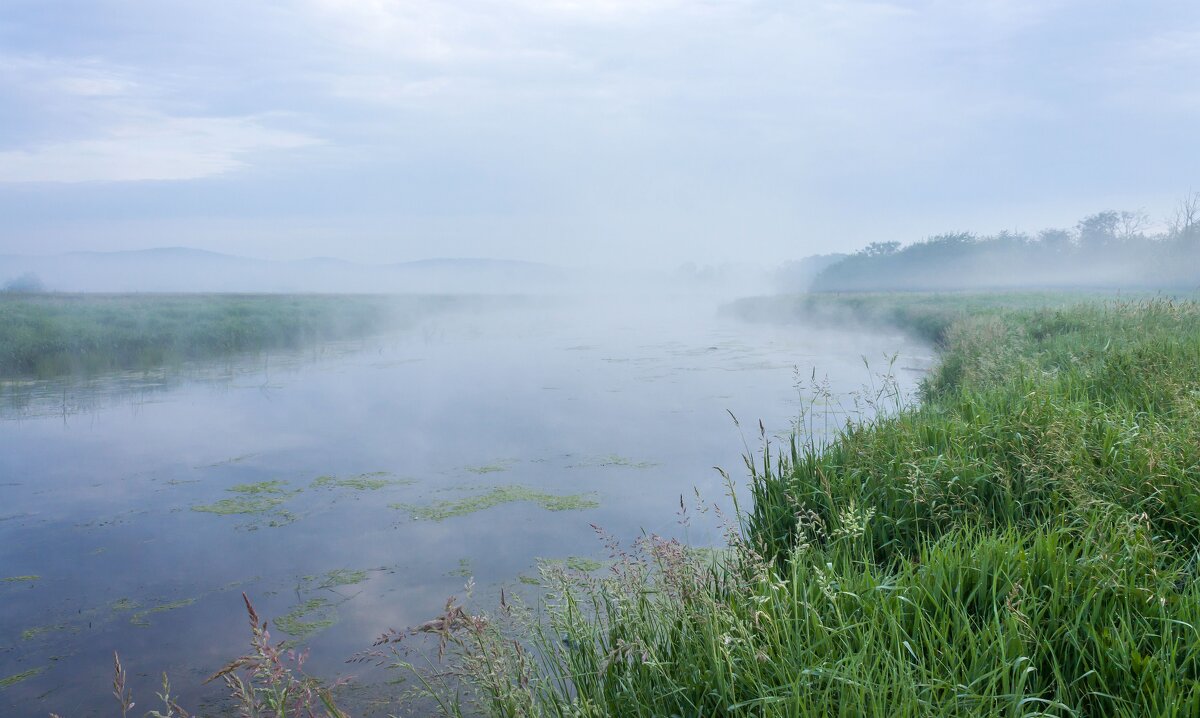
[438,294,1200,717]
[0,293,466,379]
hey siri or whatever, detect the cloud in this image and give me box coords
[0,53,319,183]
[0,114,318,183]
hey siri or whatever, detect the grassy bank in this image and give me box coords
[0,293,457,379]
[422,296,1200,717]
[724,291,1139,345]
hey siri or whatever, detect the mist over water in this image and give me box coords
[0,293,930,715]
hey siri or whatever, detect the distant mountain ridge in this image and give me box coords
[0,247,566,294]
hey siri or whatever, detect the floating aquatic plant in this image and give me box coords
[392,485,598,521]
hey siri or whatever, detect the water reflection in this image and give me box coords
[0,296,932,715]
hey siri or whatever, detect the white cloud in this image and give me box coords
[0,114,318,183]
[0,53,140,97]
[0,53,319,183]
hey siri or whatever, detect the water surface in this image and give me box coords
[0,295,931,715]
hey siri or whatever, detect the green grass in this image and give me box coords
[417,296,1200,718]
[0,293,468,379]
[727,290,1158,345]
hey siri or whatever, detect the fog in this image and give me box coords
[3,2,1200,266]
[0,246,779,298]
[3,1,1200,713]
[0,291,933,715]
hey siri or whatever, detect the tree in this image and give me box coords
[859,241,901,257]
[1077,211,1120,248]
[1038,228,1074,250]
[1168,191,1200,242]
[1116,209,1150,241]
[1,272,45,293]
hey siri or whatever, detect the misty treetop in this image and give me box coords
[801,194,1200,292]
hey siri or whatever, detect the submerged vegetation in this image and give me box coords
[403,296,1200,717]
[0,667,44,690]
[274,598,337,640]
[1,575,39,584]
[312,472,410,491]
[192,481,298,516]
[0,293,466,379]
[393,485,600,521]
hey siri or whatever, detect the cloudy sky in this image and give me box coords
[0,1,1197,267]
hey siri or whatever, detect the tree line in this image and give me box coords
[791,192,1200,292]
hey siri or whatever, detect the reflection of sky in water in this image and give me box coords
[0,297,932,715]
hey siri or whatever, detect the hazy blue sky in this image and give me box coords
[0,1,1197,266]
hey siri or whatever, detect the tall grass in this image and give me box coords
[0,293,456,378]
[413,297,1200,717]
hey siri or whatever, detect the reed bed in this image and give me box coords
[417,297,1200,718]
[0,293,456,378]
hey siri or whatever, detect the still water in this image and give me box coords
[0,295,930,716]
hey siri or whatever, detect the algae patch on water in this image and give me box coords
[200,452,258,468]
[393,485,599,521]
[462,459,517,475]
[538,556,605,573]
[447,558,473,578]
[273,598,336,639]
[228,480,293,495]
[130,597,197,627]
[570,454,659,470]
[192,480,299,516]
[310,568,370,589]
[2,575,39,584]
[311,472,412,491]
[21,623,74,641]
[193,497,289,515]
[0,666,44,689]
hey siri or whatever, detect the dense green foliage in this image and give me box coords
[0,293,443,378]
[438,297,1200,718]
[804,204,1200,292]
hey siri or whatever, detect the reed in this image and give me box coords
[0,293,462,378]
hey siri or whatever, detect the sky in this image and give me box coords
[0,0,1197,268]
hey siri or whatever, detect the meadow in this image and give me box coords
[415,294,1200,718]
[0,293,462,378]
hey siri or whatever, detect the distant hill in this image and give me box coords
[0,249,569,294]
